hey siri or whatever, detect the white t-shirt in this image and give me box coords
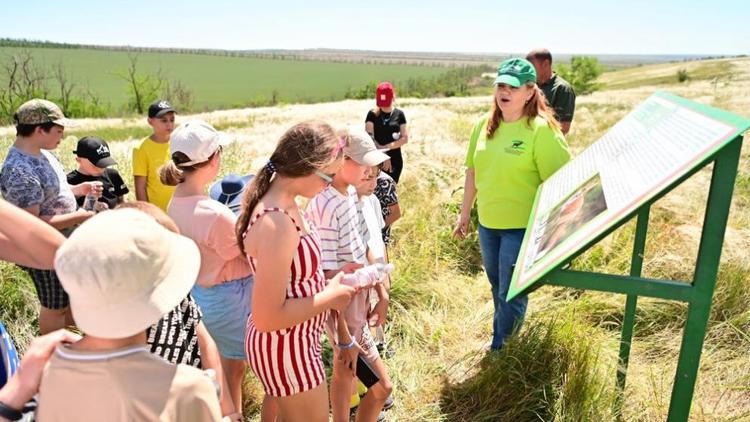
[359,194,385,262]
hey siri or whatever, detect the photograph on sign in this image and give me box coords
[508,92,749,300]
[530,173,608,264]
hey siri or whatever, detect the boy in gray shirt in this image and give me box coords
[0,99,99,334]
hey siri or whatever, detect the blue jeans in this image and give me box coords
[478,224,527,349]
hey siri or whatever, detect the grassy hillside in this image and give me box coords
[1,57,749,421]
[597,57,743,91]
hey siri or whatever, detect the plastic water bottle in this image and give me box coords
[83,193,97,211]
[342,263,395,288]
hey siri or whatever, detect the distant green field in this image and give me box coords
[0,47,448,111]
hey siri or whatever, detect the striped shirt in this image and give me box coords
[306,185,368,270]
[244,208,328,397]
[306,185,372,335]
[355,198,369,247]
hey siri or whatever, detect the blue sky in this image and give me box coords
[2,0,748,55]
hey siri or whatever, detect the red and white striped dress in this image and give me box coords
[244,208,328,397]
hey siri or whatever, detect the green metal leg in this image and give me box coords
[616,207,650,414]
[617,297,638,387]
[667,137,742,422]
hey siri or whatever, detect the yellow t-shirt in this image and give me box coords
[132,136,176,211]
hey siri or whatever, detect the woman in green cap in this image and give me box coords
[452,58,571,350]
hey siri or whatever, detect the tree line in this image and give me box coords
[0,38,479,68]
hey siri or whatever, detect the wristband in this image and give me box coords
[0,401,23,421]
[337,339,356,350]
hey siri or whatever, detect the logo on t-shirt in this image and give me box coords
[505,140,526,155]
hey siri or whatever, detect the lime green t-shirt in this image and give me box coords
[465,115,571,229]
[132,136,176,212]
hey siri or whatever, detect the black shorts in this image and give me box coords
[20,267,69,310]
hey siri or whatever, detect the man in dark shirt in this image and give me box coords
[526,48,576,135]
[67,136,129,210]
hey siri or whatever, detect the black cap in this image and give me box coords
[148,100,176,118]
[73,136,116,168]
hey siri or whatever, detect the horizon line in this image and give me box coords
[0,37,743,58]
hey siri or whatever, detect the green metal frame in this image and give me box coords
[532,135,743,421]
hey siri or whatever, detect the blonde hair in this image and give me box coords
[158,150,218,186]
[370,103,397,117]
[486,82,561,138]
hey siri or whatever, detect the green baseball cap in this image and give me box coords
[494,58,537,87]
[14,99,75,127]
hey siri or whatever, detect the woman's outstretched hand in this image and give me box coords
[452,211,471,240]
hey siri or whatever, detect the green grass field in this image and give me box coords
[0,46,449,110]
[1,56,749,421]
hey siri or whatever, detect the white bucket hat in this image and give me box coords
[170,120,231,167]
[54,208,201,339]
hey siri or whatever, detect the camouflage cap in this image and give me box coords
[14,99,75,127]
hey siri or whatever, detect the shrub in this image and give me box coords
[557,56,603,95]
[677,69,690,82]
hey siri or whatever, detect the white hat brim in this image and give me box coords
[70,233,201,339]
[357,149,391,167]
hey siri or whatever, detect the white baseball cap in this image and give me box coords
[170,120,231,167]
[54,209,201,339]
[343,126,390,166]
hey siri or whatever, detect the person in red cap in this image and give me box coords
[365,82,409,184]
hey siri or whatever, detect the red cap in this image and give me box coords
[376,82,394,107]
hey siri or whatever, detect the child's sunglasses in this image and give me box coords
[315,170,335,185]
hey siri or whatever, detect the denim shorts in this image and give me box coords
[191,275,253,360]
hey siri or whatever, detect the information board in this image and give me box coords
[508,92,750,300]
